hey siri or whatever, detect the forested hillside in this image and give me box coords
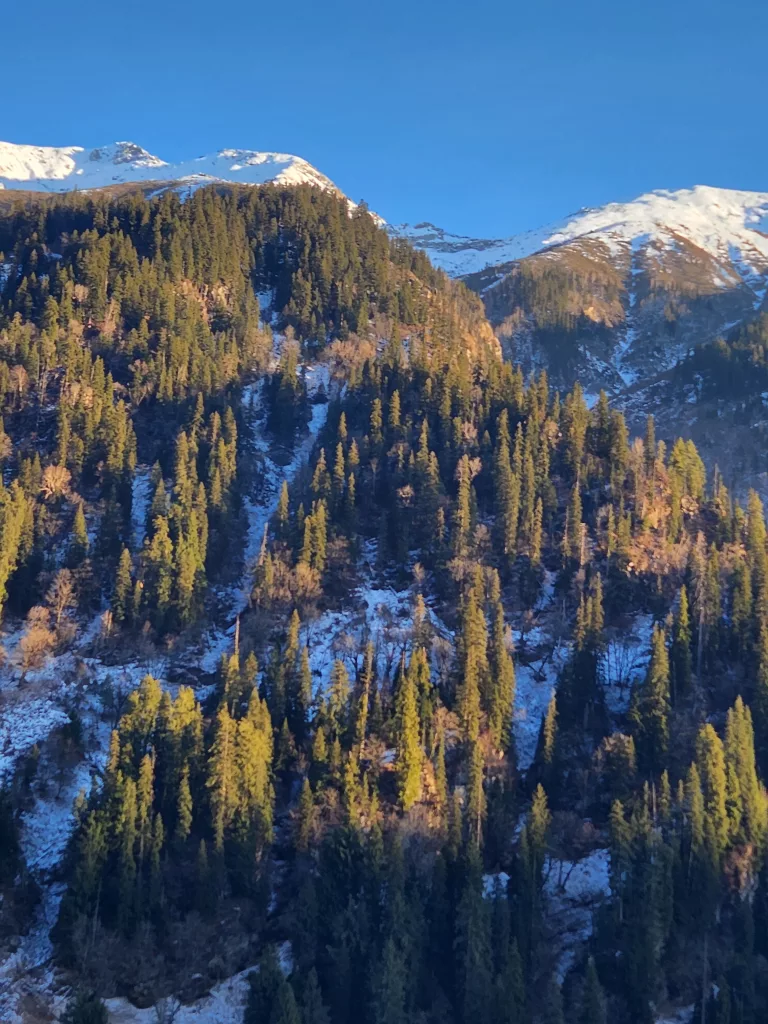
[0,183,767,1024]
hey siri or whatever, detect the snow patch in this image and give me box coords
[131,466,153,550]
[543,848,611,979]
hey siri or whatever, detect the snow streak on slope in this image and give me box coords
[396,186,768,280]
[198,365,331,674]
[0,140,340,195]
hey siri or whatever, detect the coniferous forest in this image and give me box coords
[1,183,768,1024]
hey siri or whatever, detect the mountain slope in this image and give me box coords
[0,139,340,194]
[396,186,768,397]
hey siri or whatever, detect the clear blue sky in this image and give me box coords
[4,0,766,237]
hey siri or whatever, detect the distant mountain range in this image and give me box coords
[3,138,768,403]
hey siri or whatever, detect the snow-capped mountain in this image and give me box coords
[395,186,768,400]
[395,186,768,279]
[0,139,340,194]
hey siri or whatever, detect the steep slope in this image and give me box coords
[395,186,768,397]
[0,139,340,194]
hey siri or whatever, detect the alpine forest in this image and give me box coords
[0,180,767,1024]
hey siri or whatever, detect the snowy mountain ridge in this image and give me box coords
[395,185,768,279]
[0,139,340,194]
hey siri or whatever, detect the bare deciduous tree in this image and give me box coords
[19,607,56,671]
[46,568,77,630]
[40,463,72,502]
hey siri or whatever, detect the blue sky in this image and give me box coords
[4,0,766,236]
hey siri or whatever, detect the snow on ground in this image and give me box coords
[656,1008,694,1024]
[104,941,292,1023]
[304,542,452,697]
[601,613,654,718]
[481,850,611,980]
[0,607,168,786]
[0,884,66,1024]
[131,466,153,550]
[534,569,557,612]
[510,604,654,769]
[513,659,558,772]
[508,569,568,771]
[0,679,117,1023]
[543,848,611,979]
[0,693,69,783]
[305,580,409,696]
[105,966,253,1024]
[482,871,510,898]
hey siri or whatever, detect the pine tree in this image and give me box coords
[118,776,138,928]
[454,454,473,556]
[563,481,583,564]
[270,981,301,1024]
[529,784,551,886]
[731,559,752,659]
[542,692,558,768]
[755,620,768,770]
[296,777,314,852]
[144,515,174,625]
[630,625,670,773]
[68,502,89,566]
[542,975,565,1024]
[328,659,350,737]
[488,600,515,751]
[466,738,486,847]
[207,705,238,851]
[113,547,133,624]
[371,937,406,1024]
[724,697,767,848]
[695,723,729,861]
[455,849,493,1023]
[394,658,422,810]
[312,500,327,574]
[60,990,108,1024]
[580,957,606,1024]
[175,764,193,844]
[354,643,373,756]
[277,480,290,537]
[670,586,692,701]
[609,799,631,920]
[301,969,330,1024]
[686,762,705,859]
[457,585,486,743]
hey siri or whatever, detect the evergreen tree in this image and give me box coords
[580,957,606,1024]
[113,547,133,624]
[630,625,670,774]
[207,705,238,851]
[670,586,692,701]
[60,990,108,1024]
[68,502,89,567]
[394,657,423,810]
